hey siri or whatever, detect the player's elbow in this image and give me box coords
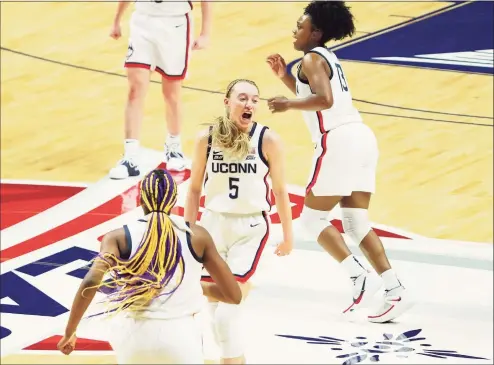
[188,184,202,197]
[222,286,242,304]
[321,94,333,109]
[231,286,243,304]
[272,185,288,198]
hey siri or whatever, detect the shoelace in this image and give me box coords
[119,158,137,168]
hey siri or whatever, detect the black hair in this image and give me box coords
[304,1,356,44]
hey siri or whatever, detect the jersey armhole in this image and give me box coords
[306,50,334,80]
[206,126,213,161]
[258,126,269,168]
[185,222,204,264]
[120,225,133,260]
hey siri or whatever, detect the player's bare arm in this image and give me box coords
[184,130,209,225]
[110,1,131,40]
[263,130,293,256]
[57,229,123,355]
[192,225,243,304]
[193,1,213,50]
[268,53,333,113]
[266,54,297,95]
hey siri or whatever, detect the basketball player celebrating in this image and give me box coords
[266,1,412,323]
[57,169,245,364]
[185,79,293,364]
[108,0,212,179]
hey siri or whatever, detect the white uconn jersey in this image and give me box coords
[296,47,363,143]
[134,0,193,17]
[204,122,271,215]
[122,216,205,319]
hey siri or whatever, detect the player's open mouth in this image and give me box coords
[241,112,252,121]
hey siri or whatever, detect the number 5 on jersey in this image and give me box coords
[229,177,239,199]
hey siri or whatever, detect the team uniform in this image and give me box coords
[295,47,412,321]
[107,216,206,364]
[125,0,193,80]
[295,46,379,197]
[200,122,271,283]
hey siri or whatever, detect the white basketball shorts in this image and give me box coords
[124,12,193,80]
[107,314,203,364]
[199,210,270,283]
[306,122,379,197]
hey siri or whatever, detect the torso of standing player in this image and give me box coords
[203,122,271,215]
[133,0,193,17]
[295,46,363,143]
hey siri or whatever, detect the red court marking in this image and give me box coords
[0,184,85,230]
[2,165,408,262]
[0,163,169,262]
[24,335,113,351]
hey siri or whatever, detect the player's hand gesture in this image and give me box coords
[266,54,287,79]
[267,96,290,113]
[274,239,293,256]
[110,23,122,40]
[57,333,77,356]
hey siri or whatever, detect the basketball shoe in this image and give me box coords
[165,141,186,172]
[342,270,382,315]
[368,285,413,323]
[109,158,140,180]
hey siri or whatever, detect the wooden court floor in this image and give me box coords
[1,1,492,248]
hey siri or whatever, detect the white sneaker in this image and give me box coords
[368,285,413,323]
[165,143,186,172]
[109,158,140,180]
[342,271,382,314]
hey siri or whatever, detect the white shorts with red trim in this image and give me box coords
[199,210,270,283]
[124,12,192,80]
[107,313,204,364]
[306,122,379,197]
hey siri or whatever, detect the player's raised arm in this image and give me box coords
[262,130,293,256]
[184,129,210,225]
[266,54,297,95]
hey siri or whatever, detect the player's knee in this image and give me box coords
[297,206,332,242]
[127,80,148,101]
[214,302,244,358]
[341,208,371,244]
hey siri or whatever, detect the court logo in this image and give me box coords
[276,329,490,364]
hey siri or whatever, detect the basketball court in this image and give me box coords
[1,1,493,364]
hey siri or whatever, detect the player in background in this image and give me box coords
[108,0,212,179]
[57,169,245,364]
[266,1,412,323]
[185,79,293,364]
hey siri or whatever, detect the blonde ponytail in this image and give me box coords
[211,116,251,161]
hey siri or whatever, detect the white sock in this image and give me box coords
[166,134,181,146]
[381,269,402,290]
[124,139,139,160]
[341,254,366,278]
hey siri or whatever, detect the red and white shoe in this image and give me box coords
[342,271,382,314]
[368,285,413,323]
